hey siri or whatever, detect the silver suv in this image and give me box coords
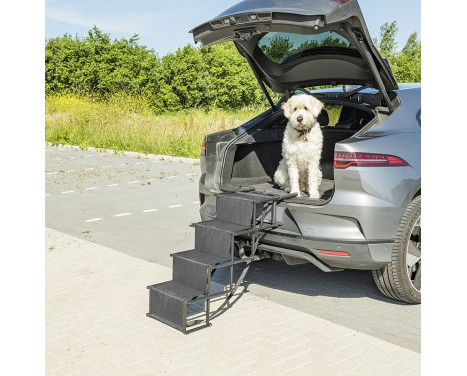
[193,0,421,303]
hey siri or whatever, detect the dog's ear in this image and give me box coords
[282,100,292,119]
[308,95,324,118]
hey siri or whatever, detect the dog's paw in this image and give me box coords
[290,190,301,197]
[308,190,320,199]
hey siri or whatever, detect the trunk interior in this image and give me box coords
[220,100,377,205]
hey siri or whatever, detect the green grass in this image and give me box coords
[45,94,342,158]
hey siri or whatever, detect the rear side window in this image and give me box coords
[258,31,356,64]
[416,109,421,126]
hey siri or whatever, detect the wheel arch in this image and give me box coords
[412,188,421,200]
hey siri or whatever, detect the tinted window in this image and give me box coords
[258,31,356,64]
[416,109,421,126]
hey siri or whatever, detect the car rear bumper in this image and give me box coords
[199,192,394,271]
[257,229,394,270]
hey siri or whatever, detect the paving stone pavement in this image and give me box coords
[45,227,420,376]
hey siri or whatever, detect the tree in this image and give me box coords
[392,32,421,83]
[260,35,294,63]
[374,21,399,60]
[373,22,421,83]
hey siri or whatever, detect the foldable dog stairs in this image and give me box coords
[147,190,296,333]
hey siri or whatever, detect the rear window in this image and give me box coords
[258,31,356,64]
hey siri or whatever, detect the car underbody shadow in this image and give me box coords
[212,258,403,303]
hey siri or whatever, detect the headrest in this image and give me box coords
[317,109,329,127]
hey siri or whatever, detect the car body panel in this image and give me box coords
[190,0,398,94]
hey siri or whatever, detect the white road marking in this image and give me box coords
[106,184,119,187]
[61,190,75,194]
[166,176,177,179]
[65,170,77,173]
[128,181,139,184]
[86,218,102,222]
[169,205,183,209]
[46,172,58,175]
[143,209,158,213]
[86,187,97,190]
[115,213,131,217]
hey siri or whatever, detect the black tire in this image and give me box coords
[372,196,421,304]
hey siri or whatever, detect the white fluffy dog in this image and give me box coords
[273,94,324,198]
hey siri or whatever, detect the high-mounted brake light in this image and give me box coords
[201,140,207,157]
[334,152,409,169]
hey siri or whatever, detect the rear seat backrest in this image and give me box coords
[317,109,329,127]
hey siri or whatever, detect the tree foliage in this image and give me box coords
[45,23,421,112]
[45,27,267,112]
[374,22,421,83]
[45,26,161,97]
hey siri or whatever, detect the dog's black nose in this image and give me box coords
[297,116,303,123]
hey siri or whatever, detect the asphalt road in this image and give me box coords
[45,145,421,353]
[45,146,201,267]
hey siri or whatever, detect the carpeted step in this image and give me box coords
[194,219,249,259]
[216,192,273,226]
[172,249,228,293]
[147,281,203,331]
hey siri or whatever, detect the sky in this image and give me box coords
[45,0,421,56]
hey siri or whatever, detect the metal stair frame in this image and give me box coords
[148,191,297,334]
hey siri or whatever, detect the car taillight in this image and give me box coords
[334,152,409,169]
[201,140,207,157]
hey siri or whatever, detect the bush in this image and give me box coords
[45,23,421,113]
[45,27,161,98]
[45,28,271,113]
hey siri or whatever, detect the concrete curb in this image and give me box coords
[45,142,200,165]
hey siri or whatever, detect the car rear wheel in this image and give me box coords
[372,196,421,304]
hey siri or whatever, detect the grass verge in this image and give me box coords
[45,94,341,158]
[45,94,267,158]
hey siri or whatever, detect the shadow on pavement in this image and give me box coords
[213,258,407,305]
